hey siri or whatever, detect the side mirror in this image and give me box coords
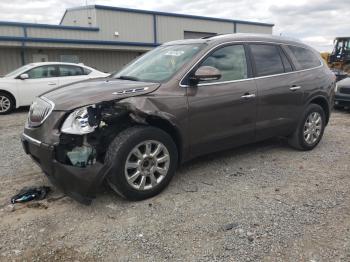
[190,66,221,84]
[19,73,29,80]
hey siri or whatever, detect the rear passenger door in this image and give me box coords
[187,44,257,157]
[249,44,304,140]
[58,65,89,86]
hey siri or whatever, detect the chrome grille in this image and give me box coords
[339,87,350,95]
[28,97,54,127]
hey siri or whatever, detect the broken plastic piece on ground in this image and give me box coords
[11,186,51,204]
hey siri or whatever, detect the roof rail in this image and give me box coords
[201,34,223,39]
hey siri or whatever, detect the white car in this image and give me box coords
[0,62,109,114]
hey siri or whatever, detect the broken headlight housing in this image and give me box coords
[61,106,98,135]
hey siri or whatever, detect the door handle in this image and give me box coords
[241,93,256,99]
[290,85,301,91]
[48,82,57,86]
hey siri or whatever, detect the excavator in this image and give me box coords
[321,37,350,81]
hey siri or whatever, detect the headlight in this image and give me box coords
[335,84,339,93]
[61,106,97,135]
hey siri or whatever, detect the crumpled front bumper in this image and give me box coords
[21,133,110,205]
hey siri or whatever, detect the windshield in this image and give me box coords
[5,65,32,78]
[113,44,205,82]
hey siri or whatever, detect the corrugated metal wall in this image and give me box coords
[23,48,143,73]
[26,27,100,40]
[0,48,142,75]
[96,10,154,42]
[236,23,272,34]
[156,15,234,43]
[0,26,23,36]
[60,8,97,27]
[0,48,22,76]
[0,7,273,76]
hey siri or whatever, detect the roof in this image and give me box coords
[26,62,87,67]
[165,33,306,47]
[63,5,274,27]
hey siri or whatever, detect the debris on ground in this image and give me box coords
[11,186,51,204]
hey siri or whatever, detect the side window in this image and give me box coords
[279,48,293,72]
[286,45,321,70]
[199,45,248,82]
[250,44,285,77]
[83,68,92,75]
[59,65,84,77]
[26,66,58,79]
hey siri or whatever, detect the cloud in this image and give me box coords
[0,0,348,51]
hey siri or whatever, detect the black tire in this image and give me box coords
[0,92,15,115]
[288,104,326,151]
[105,126,178,201]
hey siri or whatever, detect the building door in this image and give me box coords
[32,54,49,63]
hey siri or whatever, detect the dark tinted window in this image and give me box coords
[287,46,321,70]
[59,65,84,77]
[199,45,248,82]
[250,44,285,77]
[279,48,293,72]
[26,66,58,79]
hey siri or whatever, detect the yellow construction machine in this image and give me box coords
[322,37,350,81]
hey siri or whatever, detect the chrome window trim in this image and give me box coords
[179,40,323,87]
[22,133,42,146]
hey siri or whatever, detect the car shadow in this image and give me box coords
[96,137,290,204]
[12,106,30,114]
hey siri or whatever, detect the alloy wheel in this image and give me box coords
[303,112,322,145]
[0,96,11,113]
[124,140,170,191]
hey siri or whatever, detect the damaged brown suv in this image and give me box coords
[22,34,335,204]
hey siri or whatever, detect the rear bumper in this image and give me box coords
[21,133,110,205]
[335,93,350,107]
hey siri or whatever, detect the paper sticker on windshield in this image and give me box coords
[165,51,185,56]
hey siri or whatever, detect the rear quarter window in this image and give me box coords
[286,45,321,70]
[250,44,285,77]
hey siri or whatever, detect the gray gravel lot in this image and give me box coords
[0,108,349,261]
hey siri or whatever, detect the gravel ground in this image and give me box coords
[0,108,349,261]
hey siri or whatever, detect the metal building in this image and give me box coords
[0,5,274,76]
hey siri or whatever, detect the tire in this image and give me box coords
[288,104,326,150]
[0,92,14,115]
[105,126,178,201]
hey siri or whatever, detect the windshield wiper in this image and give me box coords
[117,75,140,81]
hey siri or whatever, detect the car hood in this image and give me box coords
[337,77,350,88]
[42,78,161,111]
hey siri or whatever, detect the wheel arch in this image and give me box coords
[0,89,16,108]
[145,115,183,164]
[308,96,330,125]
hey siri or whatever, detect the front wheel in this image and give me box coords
[0,93,14,115]
[288,104,326,150]
[105,126,178,200]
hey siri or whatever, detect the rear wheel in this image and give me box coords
[0,92,14,115]
[288,104,325,150]
[105,126,178,200]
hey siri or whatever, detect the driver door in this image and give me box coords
[17,65,59,106]
[186,44,257,157]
